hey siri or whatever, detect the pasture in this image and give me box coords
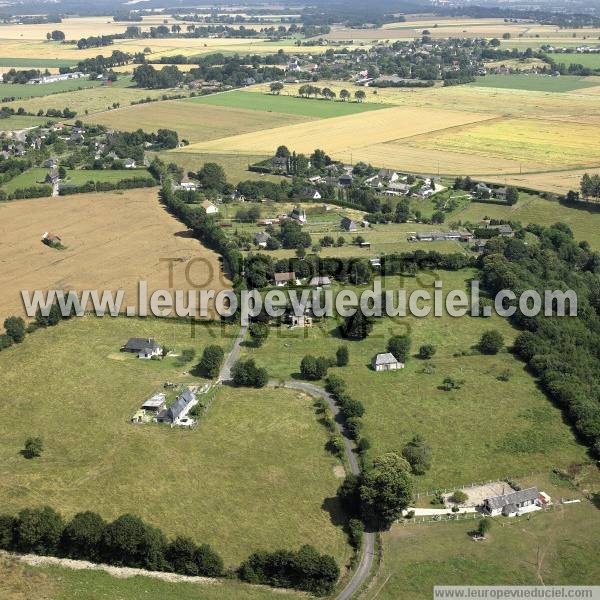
[0,78,101,100]
[0,188,227,325]
[469,74,599,93]
[0,114,48,130]
[549,52,600,69]
[86,99,313,143]
[63,168,152,185]
[371,491,600,600]
[1,167,48,194]
[187,90,387,118]
[0,555,302,600]
[240,270,589,490]
[0,316,350,567]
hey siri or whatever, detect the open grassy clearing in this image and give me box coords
[414,118,600,169]
[370,489,600,600]
[3,85,179,116]
[187,90,388,118]
[241,269,589,489]
[154,151,282,185]
[454,193,600,248]
[178,105,497,156]
[0,188,227,325]
[1,167,48,194]
[0,316,350,567]
[0,556,301,600]
[0,57,78,68]
[86,99,313,144]
[63,169,151,185]
[0,78,101,100]
[469,74,599,93]
[549,53,600,68]
[0,114,48,130]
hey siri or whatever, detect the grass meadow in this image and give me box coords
[241,269,590,490]
[63,169,152,185]
[549,53,600,69]
[469,74,599,93]
[0,555,303,600]
[0,316,350,567]
[1,167,48,194]
[0,78,101,100]
[187,90,388,118]
[370,488,600,600]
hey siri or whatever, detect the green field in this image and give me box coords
[0,78,101,100]
[63,168,152,185]
[547,53,600,69]
[470,74,598,92]
[154,151,284,185]
[241,269,589,489]
[0,114,48,130]
[187,90,387,118]
[1,167,49,194]
[1,555,301,600]
[454,193,600,248]
[0,317,350,567]
[0,57,79,68]
[370,486,600,600]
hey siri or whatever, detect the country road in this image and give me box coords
[217,326,375,598]
[269,380,376,600]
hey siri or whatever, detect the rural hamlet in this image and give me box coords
[0,0,598,598]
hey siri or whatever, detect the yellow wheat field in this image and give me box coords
[178,105,498,156]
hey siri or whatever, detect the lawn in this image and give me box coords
[187,90,388,118]
[0,78,101,100]
[369,476,600,599]
[0,555,303,600]
[0,114,48,130]
[63,168,152,185]
[453,193,600,248]
[0,316,350,567]
[469,74,598,93]
[240,269,589,490]
[547,53,600,69]
[1,167,49,194]
[0,57,79,68]
[153,151,284,185]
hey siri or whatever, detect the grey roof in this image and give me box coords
[341,217,357,230]
[274,271,295,283]
[142,393,166,410]
[254,232,270,244]
[167,388,196,422]
[485,487,539,511]
[373,352,401,366]
[309,276,331,286]
[123,338,160,352]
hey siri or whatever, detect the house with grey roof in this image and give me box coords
[157,388,197,425]
[372,353,404,372]
[483,487,541,517]
[340,217,357,232]
[121,337,162,359]
[254,232,271,248]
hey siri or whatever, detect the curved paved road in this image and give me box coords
[220,328,376,599]
[270,381,376,600]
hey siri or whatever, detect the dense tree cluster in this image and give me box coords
[132,64,185,89]
[231,358,268,388]
[195,345,225,378]
[0,507,223,576]
[480,223,600,457]
[239,544,339,596]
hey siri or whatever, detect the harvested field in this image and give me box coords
[469,74,599,93]
[178,105,497,156]
[86,100,313,144]
[414,118,600,169]
[0,189,228,325]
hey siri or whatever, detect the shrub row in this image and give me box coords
[58,176,156,196]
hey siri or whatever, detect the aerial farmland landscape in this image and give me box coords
[0,0,599,599]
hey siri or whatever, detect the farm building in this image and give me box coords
[41,232,62,247]
[372,353,405,372]
[297,187,322,201]
[341,217,358,232]
[308,276,331,287]
[274,271,297,286]
[121,338,162,359]
[339,174,353,187]
[487,224,514,238]
[27,72,85,85]
[289,206,307,224]
[156,388,197,426]
[482,487,544,517]
[201,200,219,214]
[141,393,167,413]
[123,158,136,169]
[254,232,271,248]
